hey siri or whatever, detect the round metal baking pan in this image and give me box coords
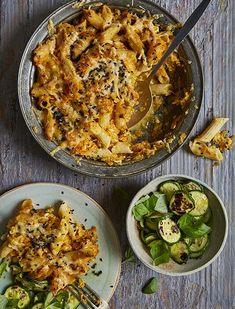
[18,0,203,178]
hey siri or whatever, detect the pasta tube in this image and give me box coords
[195,118,229,143]
[189,141,223,161]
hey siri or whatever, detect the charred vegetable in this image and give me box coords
[158,181,181,201]
[170,191,194,215]
[158,218,181,244]
[170,241,189,264]
[189,191,209,216]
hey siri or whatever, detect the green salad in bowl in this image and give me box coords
[132,180,211,266]
[126,175,228,276]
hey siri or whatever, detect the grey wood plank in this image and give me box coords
[0,0,234,308]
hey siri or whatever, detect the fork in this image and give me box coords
[69,280,110,309]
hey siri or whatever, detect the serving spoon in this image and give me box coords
[128,0,211,129]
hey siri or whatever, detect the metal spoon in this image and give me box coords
[128,0,211,129]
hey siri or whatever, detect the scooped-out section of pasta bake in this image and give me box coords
[0,199,98,294]
[31,4,191,165]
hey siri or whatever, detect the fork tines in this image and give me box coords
[69,280,102,309]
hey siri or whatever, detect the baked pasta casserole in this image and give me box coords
[31,4,190,165]
[0,200,98,294]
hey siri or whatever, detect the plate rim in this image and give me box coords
[0,182,122,302]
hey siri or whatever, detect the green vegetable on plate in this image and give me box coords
[4,285,30,308]
[0,261,8,277]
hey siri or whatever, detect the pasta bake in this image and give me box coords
[31,4,190,165]
[0,200,98,294]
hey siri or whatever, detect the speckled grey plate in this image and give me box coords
[0,183,122,302]
[18,0,203,177]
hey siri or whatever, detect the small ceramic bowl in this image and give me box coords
[126,174,228,276]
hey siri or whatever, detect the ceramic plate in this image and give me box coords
[0,183,121,303]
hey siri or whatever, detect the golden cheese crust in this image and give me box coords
[0,200,98,294]
[31,5,187,165]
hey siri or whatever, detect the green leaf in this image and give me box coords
[34,291,48,304]
[15,273,49,291]
[45,291,69,309]
[153,252,170,266]
[44,292,54,307]
[142,278,158,294]
[178,214,211,238]
[132,203,149,221]
[135,195,150,205]
[153,193,168,213]
[148,240,170,266]
[146,195,158,212]
[0,262,7,277]
[55,291,69,304]
[133,192,168,221]
[122,247,136,263]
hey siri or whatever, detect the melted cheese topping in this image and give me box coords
[0,200,98,294]
[31,5,186,165]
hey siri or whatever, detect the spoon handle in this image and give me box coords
[148,0,211,80]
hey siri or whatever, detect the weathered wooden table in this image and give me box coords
[0,0,234,308]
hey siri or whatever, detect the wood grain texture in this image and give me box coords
[0,0,234,308]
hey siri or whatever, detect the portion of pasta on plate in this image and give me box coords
[31,4,190,165]
[0,199,98,294]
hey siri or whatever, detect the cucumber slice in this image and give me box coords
[32,304,44,309]
[140,230,158,244]
[4,285,30,308]
[145,218,158,231]
[184,237,193,246]
[140,229,146,243]
[144,234,158,244]
[169,191,194,215]
[158,218,181,244]
[202,207,212,223]
[189,250,204,259]
[189,191,209,216]
[170,241,189,264]
[188,235,208,253]
[147,213,167,219]
[182,181,202,191]
[158,181,181,201]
